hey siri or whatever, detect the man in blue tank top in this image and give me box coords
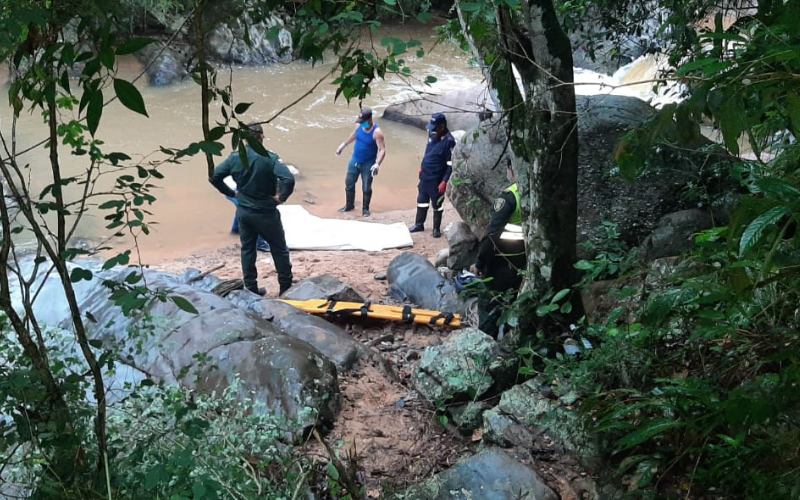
[335,107,387,216]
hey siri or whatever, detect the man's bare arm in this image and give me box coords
[374,128,386,165]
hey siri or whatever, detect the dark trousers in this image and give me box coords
[227,196,266,247]
[236,205,293,294]
[345,160,374,196]
[477,243,525,338]
[416,179,444,210]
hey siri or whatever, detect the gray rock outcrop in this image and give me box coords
[638,208,714,260]
[445,221,479,272]
[448,94,732,254]
[403,447,557,500]
[382,84,494,133]
[281,275,366,303]
[412,328,514,404]
[387,252,464,315]
[482,378,600,468]
[227,291,362,370]
[136,43,189,87]
[206,16,293,65]
[21,261,341,431]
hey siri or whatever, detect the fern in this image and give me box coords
[738,205,790,257]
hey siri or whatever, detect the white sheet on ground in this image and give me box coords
[278,204,413,251]
[223,177,410,251]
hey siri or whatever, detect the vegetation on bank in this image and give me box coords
[0,0,798,499]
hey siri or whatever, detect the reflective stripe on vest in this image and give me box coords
[500,184,522,240]
[500,223,523,241]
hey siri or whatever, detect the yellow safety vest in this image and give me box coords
[500,184,523,241]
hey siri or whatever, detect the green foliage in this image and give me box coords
[574,221,638,284]
[551,153,800,497]
[109,380,310,499]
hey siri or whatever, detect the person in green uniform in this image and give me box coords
[471,158,526,337]
[209,123,295,297]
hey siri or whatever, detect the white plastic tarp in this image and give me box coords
[277,204,413,251]
[224,177,411,251]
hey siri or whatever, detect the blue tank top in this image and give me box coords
[352,124,379,164]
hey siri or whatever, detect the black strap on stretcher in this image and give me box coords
[428,312,456,325]
[316,299,373,318]
[401,305,415,324]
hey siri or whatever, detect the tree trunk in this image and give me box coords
[457,0,583,323]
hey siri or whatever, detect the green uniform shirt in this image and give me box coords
[209,145,295,210]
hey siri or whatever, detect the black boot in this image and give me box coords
[409,206,428,232]
[362,192,372,217]
[432,210,443,238]
[338,191,355,212]
[246,285,266,296]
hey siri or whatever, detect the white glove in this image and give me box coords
[370,163,380,177]
[335,142,346,156]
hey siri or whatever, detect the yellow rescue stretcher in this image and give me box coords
[279,298,461,327]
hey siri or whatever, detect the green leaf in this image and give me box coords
[113,78,148,117]
[234,102,252,115]
[208,126,226,141]
[198,141,225,157]
[738,205,790,257]
[170,295,198,314]
[535,304,557,317]
[69,268,94,283]
[459,2,482,12]
[144,466,163,489]
[551,288,570,304]
[753,177,800,200]
[98,199,124,210]
[87,90,103,137]
[717,97,746,155]
[616,418,683,453]
[116,37,153,55]
[326,461,339,480]
[100,45,116,70]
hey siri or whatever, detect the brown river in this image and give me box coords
[0,23,481,262]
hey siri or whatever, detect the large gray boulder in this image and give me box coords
[382,84,494,133]
[186,270,363,370]
[412,328,514,404]
[281,275,366,303]
[403,447,557,500]
[448,94,732,254]
[387,252,465,315]
[482,378,600,468]
[21,261,341,431]
[638,208,714,260]
[446,221,479,272]
[227,291,362,370]
[206,16,293,65]
[135,43,188,87]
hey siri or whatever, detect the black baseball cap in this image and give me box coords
[356,108,373,123]
[246,122,264,135]
[427,112,447,131]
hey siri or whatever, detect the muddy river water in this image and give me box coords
[0,23,482,262]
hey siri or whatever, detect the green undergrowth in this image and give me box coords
[536,157,800,498]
